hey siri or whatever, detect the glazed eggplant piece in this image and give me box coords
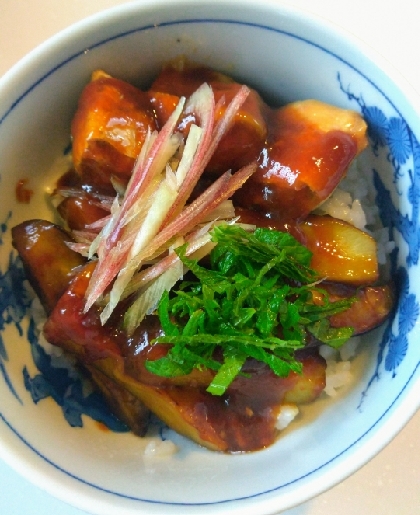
[53,168,110,231]
[11,220,87,314]
[85,364,150,436]
[237,209,379,286]
[313,282,394,335]
[57,196,109,232]
[71,72,158,194]
[11,220,150,436]
[149,60,268,174]
[234,99,368,221]
[297,215,379,285]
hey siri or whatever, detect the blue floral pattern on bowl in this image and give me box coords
[338,74,420,385]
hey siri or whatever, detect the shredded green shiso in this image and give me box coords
[145,225,354,395]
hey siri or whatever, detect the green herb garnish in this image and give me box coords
[146,225,355,395]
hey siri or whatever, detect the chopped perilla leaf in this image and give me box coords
[307,319,354,348]
[146,225,355,395]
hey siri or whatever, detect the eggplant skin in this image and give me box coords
[11,219,86,314]
[314,281,394,335]
[86,364,150,436]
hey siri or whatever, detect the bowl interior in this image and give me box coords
[1,2,420,514]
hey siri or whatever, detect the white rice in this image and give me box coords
[143,437,178,458]
[319,337,361,397]
[315,152,394,398]
[276,404,299,430]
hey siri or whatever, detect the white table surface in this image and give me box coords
[1,1,420,514]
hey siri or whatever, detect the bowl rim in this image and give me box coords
[2,0,420,116]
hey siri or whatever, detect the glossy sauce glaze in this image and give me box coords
[234,106,358,220]
[55,169,110,230]
[71,75,157,194]
[149,63,268,175]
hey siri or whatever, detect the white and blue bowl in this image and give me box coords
[0,1,419,514]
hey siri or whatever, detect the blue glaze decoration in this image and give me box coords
[363,106,388,152]
[383,266,419,377]
[23,318,128,432]
[339,73,420,382]
[386,117,411,168]
[0,211,12,246]
[0,246,33,403]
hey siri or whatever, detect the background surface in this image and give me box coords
[0,1,419,514]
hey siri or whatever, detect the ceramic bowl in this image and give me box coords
[1,1,420,514]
